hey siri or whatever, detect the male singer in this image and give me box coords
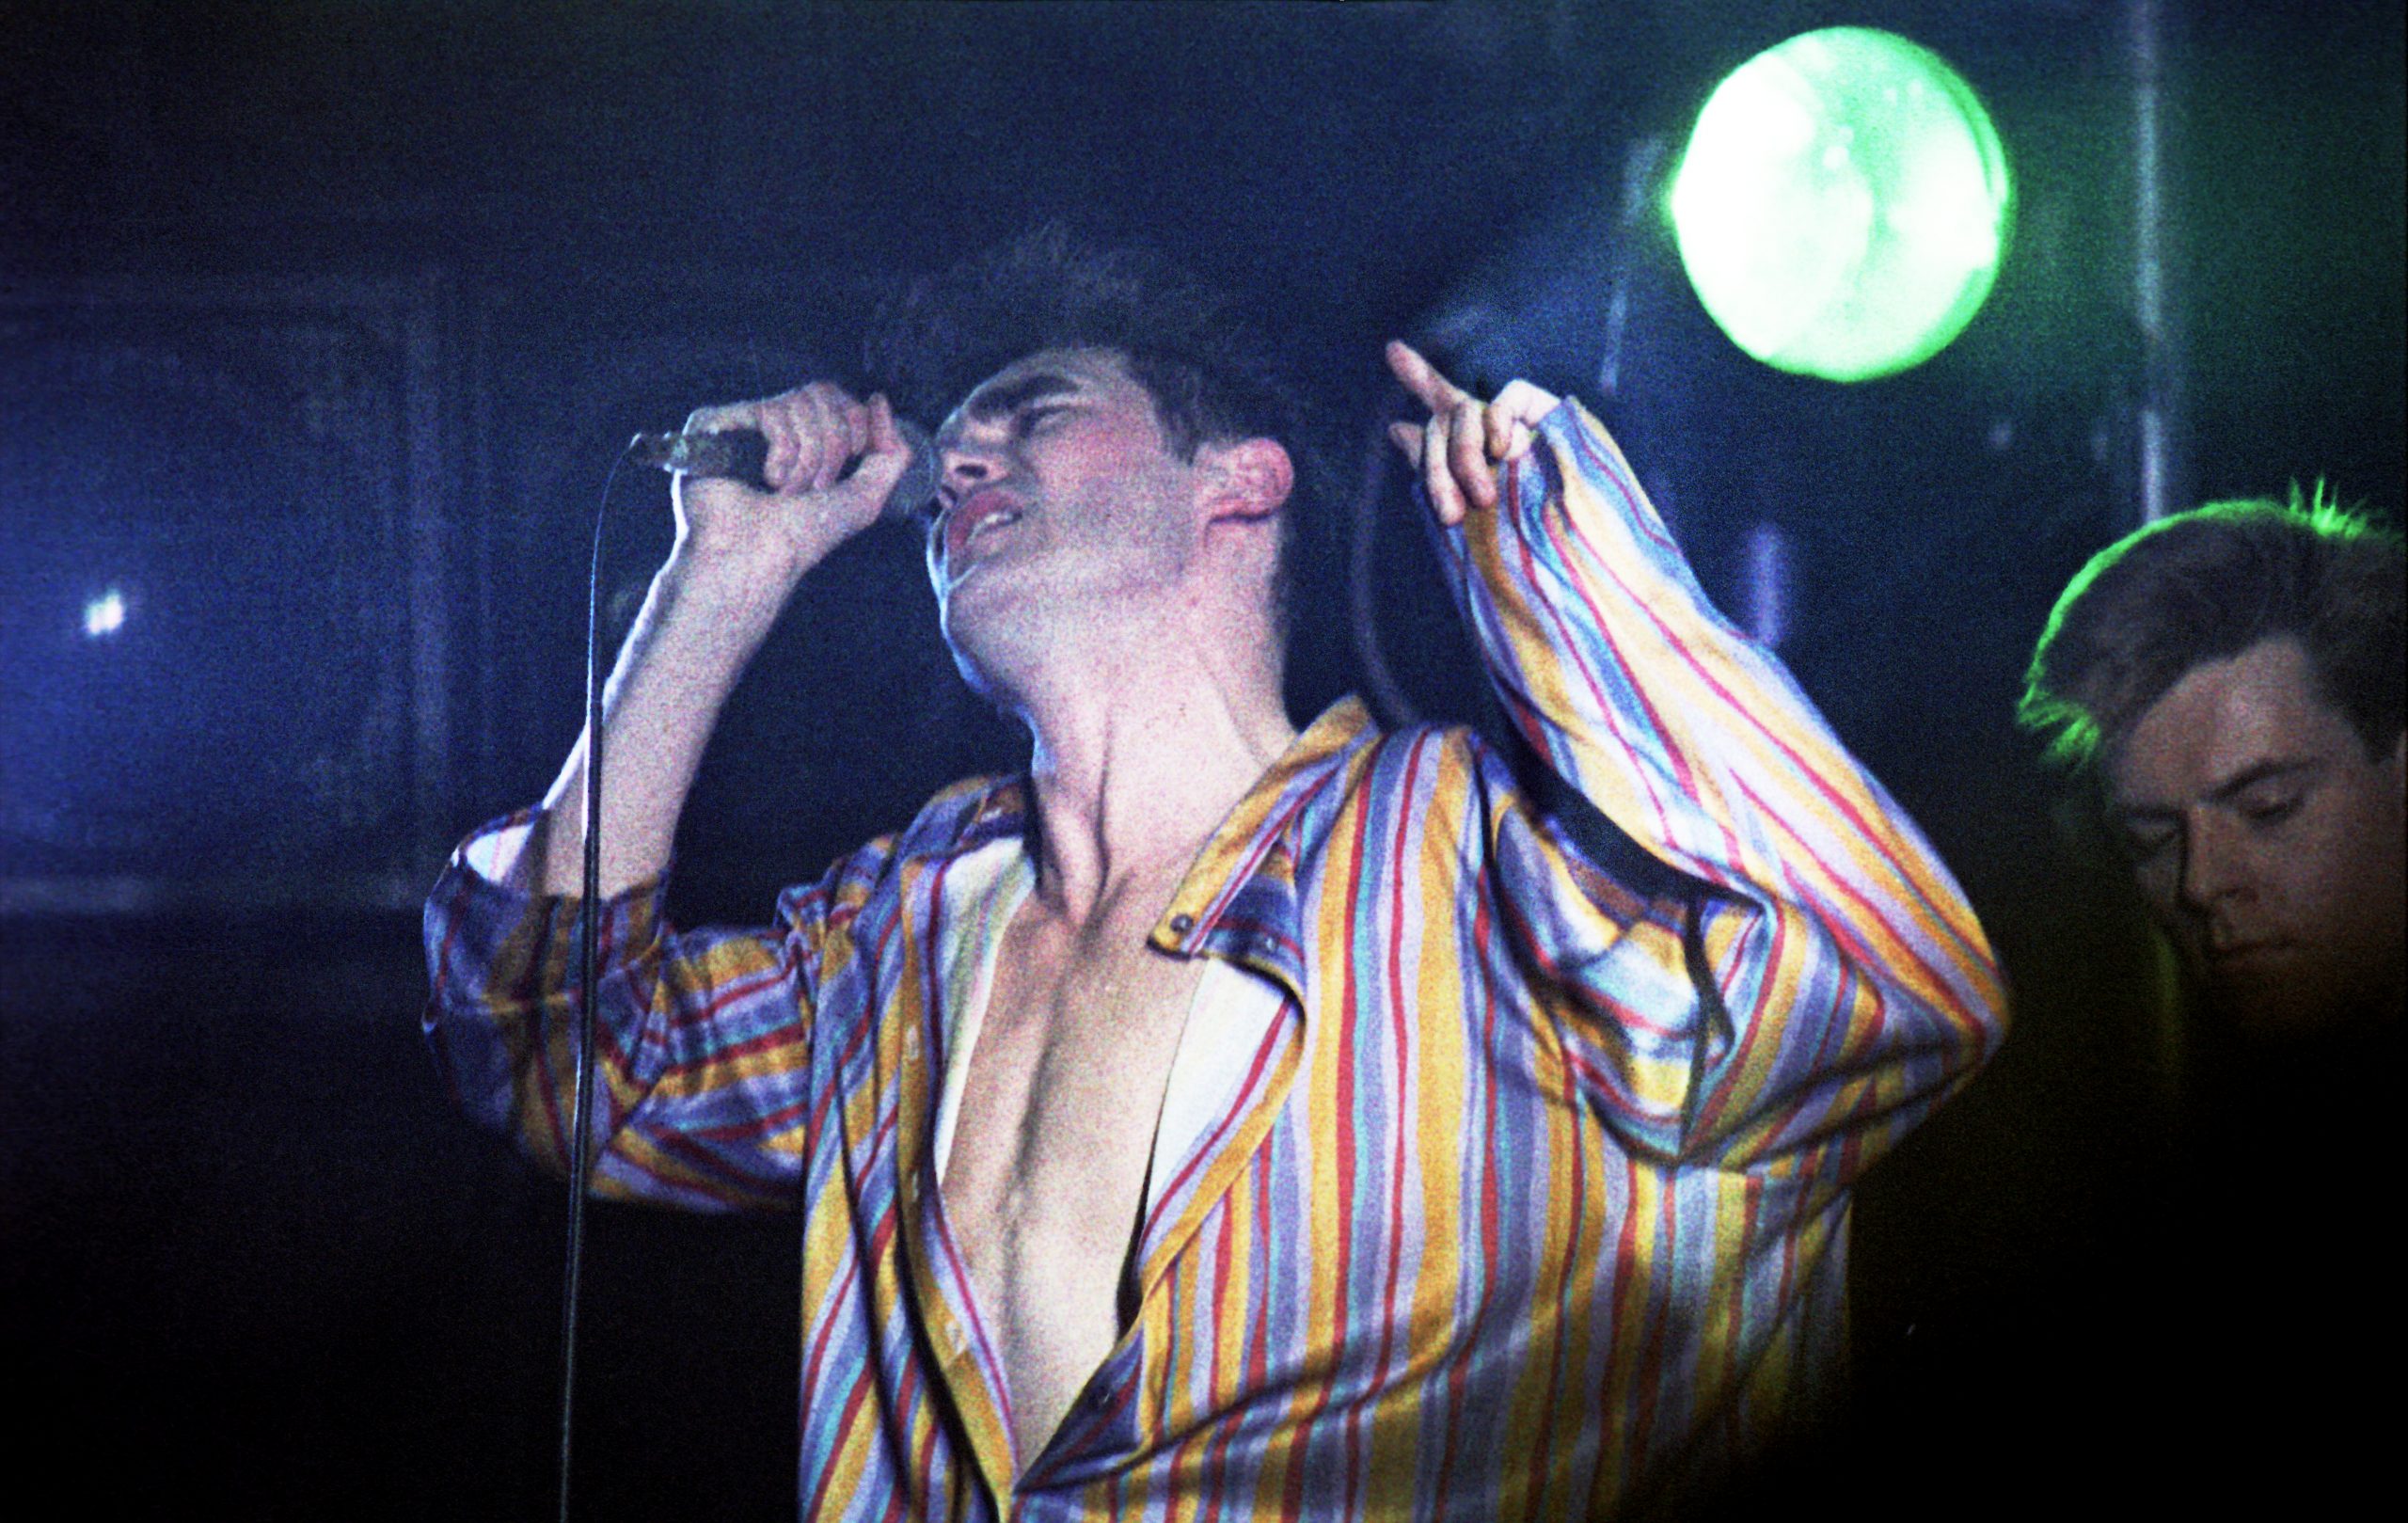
[426,234,2004,1519]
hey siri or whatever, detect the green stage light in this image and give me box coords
[1669,27,2013,382]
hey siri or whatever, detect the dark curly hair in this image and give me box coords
[2020,486,2406,771]
[864,227,1324,639]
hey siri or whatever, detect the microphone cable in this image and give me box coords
[558,438,639,1523]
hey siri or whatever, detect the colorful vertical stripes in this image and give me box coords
[424,399,2004,1519]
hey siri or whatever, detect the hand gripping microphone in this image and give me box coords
[627,417,941,523]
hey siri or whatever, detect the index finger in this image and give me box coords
[1386,340,1470,418]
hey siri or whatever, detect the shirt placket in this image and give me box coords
[889,836,1027,1512]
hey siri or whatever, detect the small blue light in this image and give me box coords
[1742,523,1790,649]
[83,588,129,638]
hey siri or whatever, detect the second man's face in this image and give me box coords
[2105,635,2408,1036]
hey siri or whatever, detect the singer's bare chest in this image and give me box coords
[936,887,1205,1467]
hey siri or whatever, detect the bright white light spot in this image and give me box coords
[83,589,128,638]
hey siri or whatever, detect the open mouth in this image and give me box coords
[943,489,1023,567]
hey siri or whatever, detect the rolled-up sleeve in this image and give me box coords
[422,809,833,1212]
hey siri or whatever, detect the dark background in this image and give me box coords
[3,2,2400,1517]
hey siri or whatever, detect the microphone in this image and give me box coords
[627,417,941,522]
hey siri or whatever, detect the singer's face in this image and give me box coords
[926,348,1209,678]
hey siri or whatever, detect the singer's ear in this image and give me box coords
[1197,437,1293,525]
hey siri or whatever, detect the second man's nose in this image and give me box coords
[2177,822,2251,912]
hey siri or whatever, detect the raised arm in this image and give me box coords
[504,384,917,896]
[1386,341,2004,1166]
[424,381,917,1208]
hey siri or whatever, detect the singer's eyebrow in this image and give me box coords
[958,372,1081,425]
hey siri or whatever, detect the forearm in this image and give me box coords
[425,546,839,1206]
[515,542,800,896]
[1384,345,2001,1165]
[1461,405,1991,983]
[1455,405,2004,1158]
[481,379,908,897]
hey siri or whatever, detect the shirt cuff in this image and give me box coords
[448,806,671,907]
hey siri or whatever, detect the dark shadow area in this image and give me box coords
[0,916,800,1519]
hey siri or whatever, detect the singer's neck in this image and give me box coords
[1006,639,1293,927]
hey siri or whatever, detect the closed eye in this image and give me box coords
[2239,791,2303,827]
[1013,404,1068,439]
[2217,760,2319,829]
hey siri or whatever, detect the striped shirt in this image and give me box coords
[424,398,2004,1519]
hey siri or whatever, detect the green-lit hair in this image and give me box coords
[2020,485,2405,771]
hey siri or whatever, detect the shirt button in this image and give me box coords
[1169,913,1195,934]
